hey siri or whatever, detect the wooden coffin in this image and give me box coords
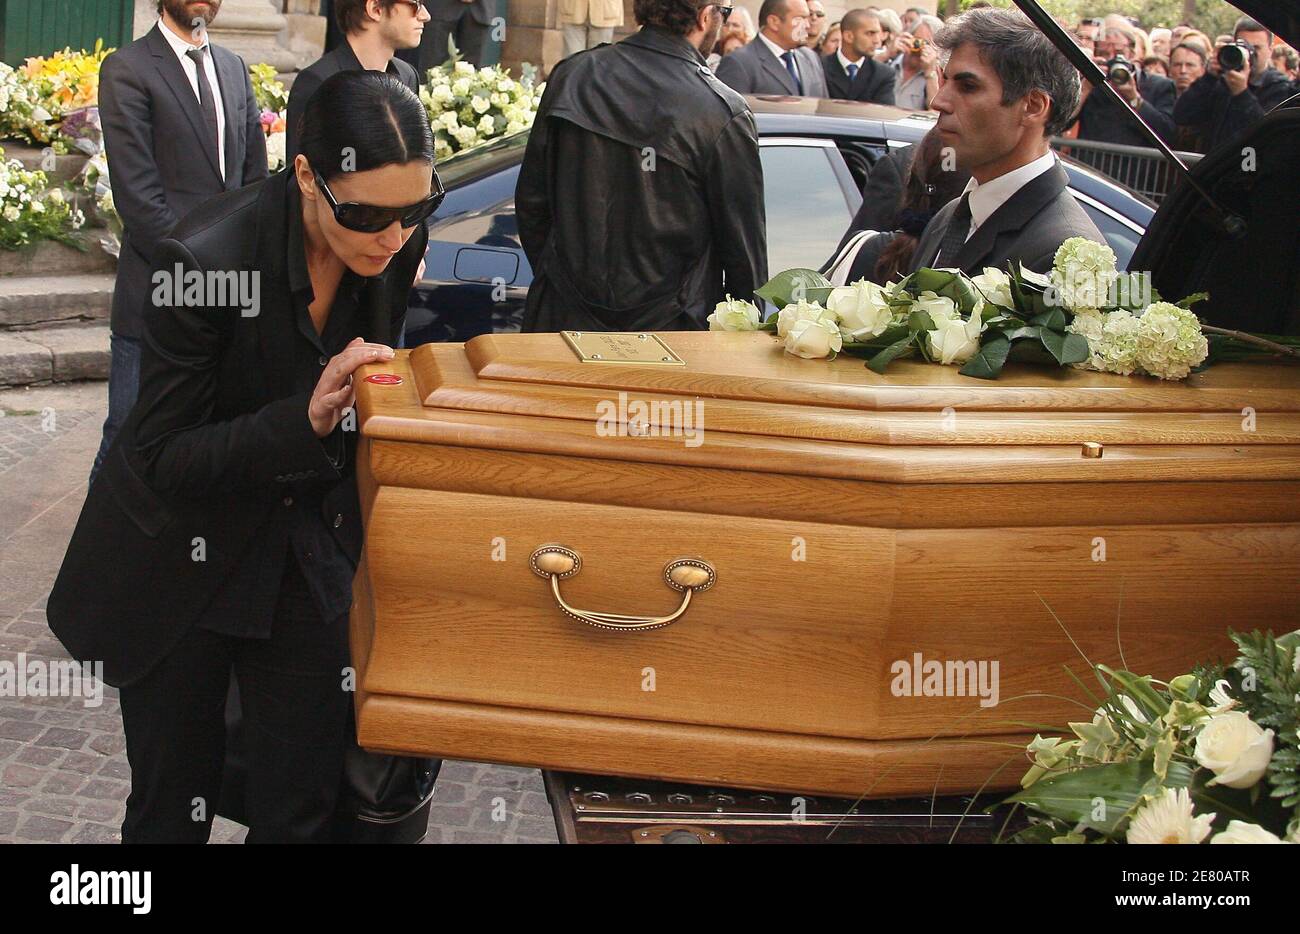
[350,331,1300,798]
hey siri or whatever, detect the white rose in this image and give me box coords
[29,198,44,213]
[432,84,454,104]
[776,299,836,339]
[785,316,843,359]
[499,77,515,92]
[454,61,475,75]
[707,295,761,331]
[970,267,1014,308]
[1209,820,1286,844]
[827,279,894,341]
[46,187,63,204]
[911,290,957,324]
[451,78,471,96]
[1194,711,1275,789]
[471,95,491,114]
[439,111,459,130]
[2,204,19,222]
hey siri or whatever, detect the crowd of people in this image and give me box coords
[691,1,1297,156]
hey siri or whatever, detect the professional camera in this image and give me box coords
[1105,54,1136,84]
[1217,39,1256,73]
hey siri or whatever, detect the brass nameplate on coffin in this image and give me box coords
[561,331,686,366]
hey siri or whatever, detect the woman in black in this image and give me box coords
[48,71,442,843]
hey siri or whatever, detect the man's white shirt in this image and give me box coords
[959,149,1057,242]
[157,18,227,180]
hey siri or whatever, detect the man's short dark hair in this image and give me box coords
[935,7,1081,137]
[758,0,792,30]
[1233,16,1272,41]
[841,9,880,34]
[1171,41,1207,67]
[634,0,706,35]
[335,0,401,35]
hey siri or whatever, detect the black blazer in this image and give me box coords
[98,24,268,339]
[821,53,895,105]
[285,40,421,164]
[47,171,427,688]
[909,161,1105,276]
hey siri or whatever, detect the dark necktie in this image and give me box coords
[781,50,804,95]
[846,61,859,81]
[185,47,221,172]
[936,193,973,266]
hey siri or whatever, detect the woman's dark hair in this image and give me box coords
[874,129,972,283]
[298,71,435,181]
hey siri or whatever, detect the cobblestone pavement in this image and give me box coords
[0,384,557,844]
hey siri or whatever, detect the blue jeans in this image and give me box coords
[90,332,141,485]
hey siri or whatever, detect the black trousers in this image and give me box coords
[119,558,351,844]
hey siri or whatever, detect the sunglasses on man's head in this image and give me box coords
[709,4,734,21]
[313,168,445,233]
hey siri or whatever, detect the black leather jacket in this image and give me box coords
[516,26,768,332]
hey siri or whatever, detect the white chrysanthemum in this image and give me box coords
[707,295,762,331]
[1134,302,1209,380]
[1126,787,1215,844]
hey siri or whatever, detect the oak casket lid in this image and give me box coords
[354,331,1300,484]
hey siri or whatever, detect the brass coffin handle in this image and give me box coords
[530,545,716,632]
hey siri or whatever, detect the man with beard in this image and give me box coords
[515,0,768,332]
[92,0,267,482]
[287,0,428,163]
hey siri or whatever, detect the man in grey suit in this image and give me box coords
[715,0,828,97]
[92,0,267,481]
[907,8,1103,276]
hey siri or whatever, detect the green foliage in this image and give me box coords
[955,0,1244,37]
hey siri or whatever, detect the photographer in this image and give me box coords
[1174,17,1294,152]
[1073,25,1176,149]
[891,15,942,110]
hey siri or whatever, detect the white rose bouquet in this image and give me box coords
[420,47,543,161]
[751,241,1300,379]
[1005,629,1300,844]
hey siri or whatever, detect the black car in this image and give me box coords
[404,97,1155,347]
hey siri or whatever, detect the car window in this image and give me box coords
[760,144,856,274]
[1075,198,1142,272]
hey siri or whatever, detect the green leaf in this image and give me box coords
[1030,308,1068,331]
[1001,326,1041,342]
[1007,759,1193,836]
[958,334,1011,379]
[906,309,936,333]
[1175,291,1210,310]
[866,336,916,374]
[754,268,833,310]
[1039,330,1091,366]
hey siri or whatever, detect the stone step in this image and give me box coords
[0,274,115,330]
[0,326,110,388]
[0,140,91,186]
[0,237,116,278]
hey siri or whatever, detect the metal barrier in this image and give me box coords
[1050,136,1203,204]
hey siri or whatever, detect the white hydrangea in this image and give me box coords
[1134,302,1209,380]
[1050,236,1118,312]
[1068,308,1141,376]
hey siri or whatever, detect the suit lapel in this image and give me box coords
[951,162,1068,272]
[146,25,223,184]
[213,49,241,188]
[755,43,799,95]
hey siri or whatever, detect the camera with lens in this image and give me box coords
[1217,39,1255,73]
[1105,54,1135,84]
[910,36,926,53]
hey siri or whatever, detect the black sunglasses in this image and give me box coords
[313,167,445,233]
[710,4,734,21]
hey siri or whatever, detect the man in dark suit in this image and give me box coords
[92,0,267,482]
[907,8,1103,276]
[715,0,829,97]
[406,0,496,70]
[822,9,895,103]
[287,0,426,163]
